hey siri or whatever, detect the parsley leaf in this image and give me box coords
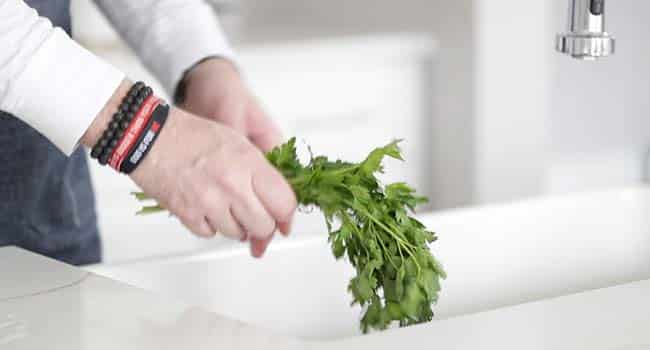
[134,137,445,333]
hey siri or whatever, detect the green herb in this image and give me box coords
[133,138,445,333]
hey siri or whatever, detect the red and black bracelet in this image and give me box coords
[91,82,169,174]
[120,101,170,174]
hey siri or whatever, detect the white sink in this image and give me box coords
[87,186,650,342]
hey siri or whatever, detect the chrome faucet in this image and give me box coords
[556,0,615,60]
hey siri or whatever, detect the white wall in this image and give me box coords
[473,0,552,204]
[548,0,650,193]
[238,0,477,209]
[247,0,650,203]
[471,0,650,200]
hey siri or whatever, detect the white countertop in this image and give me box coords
[3,245,650,349]
[4,186,650,348]
[0,247,305,350]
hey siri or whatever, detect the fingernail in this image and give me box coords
[250,243,264,258]
[278,221,292,236]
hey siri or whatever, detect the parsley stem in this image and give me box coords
[327,165,359,176]
[136,205,165,215]
[347,200,418,253]
[373,230,398,270]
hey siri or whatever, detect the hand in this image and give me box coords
[130,108,296,257]
[82,81,296,258]
[179,58,282,152]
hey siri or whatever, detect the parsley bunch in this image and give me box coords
[134,138,445,333]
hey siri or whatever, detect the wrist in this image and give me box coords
[129,106,181,182]
[86,80,169,174]
[174,57,238,106]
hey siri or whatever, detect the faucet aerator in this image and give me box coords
[556,0,615,60]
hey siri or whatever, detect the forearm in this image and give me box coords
[93,0,236,96]
[0,0,124,155]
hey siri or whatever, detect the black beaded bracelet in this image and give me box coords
[90,82,151,165]
[90,82,145,161]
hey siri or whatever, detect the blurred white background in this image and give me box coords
[69,0,650,262]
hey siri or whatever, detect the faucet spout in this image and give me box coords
[556,0,615,60]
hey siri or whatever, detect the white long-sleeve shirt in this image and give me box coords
[0,0,234,155]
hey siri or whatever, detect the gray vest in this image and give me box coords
[0,0,101,265]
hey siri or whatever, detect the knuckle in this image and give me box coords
[215,169,248,199]
[236,144,264,164]
[196,188,215,209]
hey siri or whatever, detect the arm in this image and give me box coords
[92,0,235,96]
[94,0,283,152]
[0,0,295,257]
[0,0,123,154]
[82,82,296,258]
[93,1,291,252]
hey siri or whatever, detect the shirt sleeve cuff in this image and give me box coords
[4,28,124,155]
[140,7,236,96]
[166,40,237,99]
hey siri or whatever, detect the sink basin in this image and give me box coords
[87,186,650,341]
[89,237,357,340]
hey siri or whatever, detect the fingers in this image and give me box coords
[169,177,217,238]
[199,182,246,240]
[146,112,295,253]
[204,217,219,235]
[250,235,274,258]
[206,151,278,241]
[252,161,297,233]
[230,196,276,241]
[247,100,283,152]
[171,171,245,240]
[224,206,246,239]
[277,221,292,236]
[177,212,215,239]
[201,196,246,240]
